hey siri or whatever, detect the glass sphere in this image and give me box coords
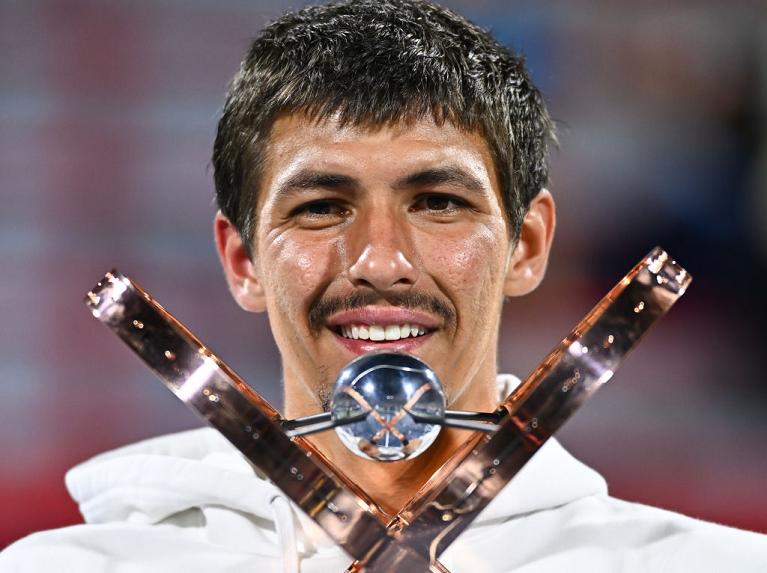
[331,351,445,462]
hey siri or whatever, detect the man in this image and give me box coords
[2,1,766,571]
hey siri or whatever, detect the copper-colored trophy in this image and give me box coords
[84,247,691,572]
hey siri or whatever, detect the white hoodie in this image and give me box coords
[3,378,767,572]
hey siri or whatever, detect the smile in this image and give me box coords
[337,323,429,341]
[325,307,440,354]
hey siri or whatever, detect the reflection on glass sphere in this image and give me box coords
[331,351,445,462]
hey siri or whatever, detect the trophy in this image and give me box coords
[84,246,691,572]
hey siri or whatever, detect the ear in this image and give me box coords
[213,211,267,312]
[504,190,556,297]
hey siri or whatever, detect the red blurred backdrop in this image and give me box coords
[1,0,766,549]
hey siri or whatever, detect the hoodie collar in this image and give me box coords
[66,375,607,545]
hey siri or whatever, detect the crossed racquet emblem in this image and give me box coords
[342,384,412,444]
[85,247,690,572]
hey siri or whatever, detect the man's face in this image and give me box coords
[247,114,517,415]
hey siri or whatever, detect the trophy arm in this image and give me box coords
[84,270,438,572]
[352,247,692,572]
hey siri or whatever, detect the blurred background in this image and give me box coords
[1,0,766,549]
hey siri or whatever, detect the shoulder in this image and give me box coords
[586,495,767,569]
[0,521,280,573]
[0,428,280,573]
[448,492,767,572]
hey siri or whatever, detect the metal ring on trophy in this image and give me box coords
[283,352,502,462]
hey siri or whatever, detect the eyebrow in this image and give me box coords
[394,166,485,193]
[274,165,486,201]
[275,171,358,200]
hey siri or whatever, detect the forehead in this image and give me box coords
[258,113,500,199]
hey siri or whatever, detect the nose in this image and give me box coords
[347,207,418,291]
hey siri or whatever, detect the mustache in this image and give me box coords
[308,290,456,334]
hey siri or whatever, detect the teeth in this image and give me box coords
[369,325,385,341]
[338,323,429,341]
[384,325,400,340]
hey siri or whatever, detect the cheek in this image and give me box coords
[262,234,340,325]
[426,223,509,302]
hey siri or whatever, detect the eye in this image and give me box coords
[289,199,350,227]
[411,194,469,214]
[301,200,341,215]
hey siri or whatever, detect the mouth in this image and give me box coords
[333,323,430,341]
[326,308,439,354]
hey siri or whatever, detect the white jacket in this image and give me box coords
[3,379,767,572]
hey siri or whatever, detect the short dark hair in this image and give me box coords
[213,0,554,255]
